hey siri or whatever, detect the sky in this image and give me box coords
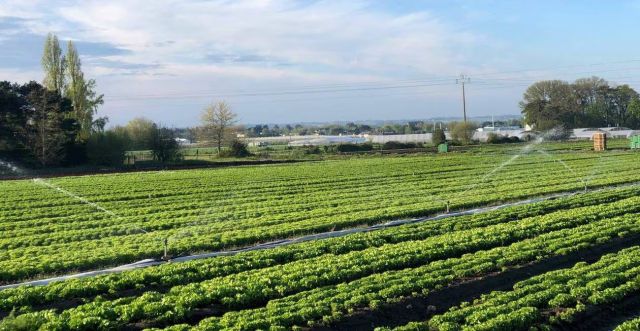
[1,0,640,127]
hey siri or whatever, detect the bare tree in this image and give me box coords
[200,101,237,154]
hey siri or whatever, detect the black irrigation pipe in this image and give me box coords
[3,180,640,290]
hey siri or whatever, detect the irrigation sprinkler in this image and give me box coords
[162,237,170,261]
[428,197,451,214]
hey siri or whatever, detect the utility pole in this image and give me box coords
[456,74,470,122]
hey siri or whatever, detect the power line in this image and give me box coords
[104,80,456,102]
[469,59,640,79]
[100,59,640,105]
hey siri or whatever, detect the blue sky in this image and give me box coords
[1,0,640,127]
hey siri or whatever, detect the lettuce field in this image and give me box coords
[2,147,640,330]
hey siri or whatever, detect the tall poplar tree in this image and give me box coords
[64,41,103,140]
[41,33,66,93]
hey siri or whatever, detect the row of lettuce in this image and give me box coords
[382,244,640,331]
[616,317,640,331]
[2,185,636,312]
[163,210,640,330]
[2,152,639,282]
[2,185,640,330]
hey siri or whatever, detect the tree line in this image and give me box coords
[97,100,245,165]
[241,118,521,138]
[0,33,104,166]
[0,33,247,168]
[520,76,640,130]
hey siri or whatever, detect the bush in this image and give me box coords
[432,128,446,146]
[220,140,252,157]
[382,141,421,150]
[86,131,128,166]
[303,146,322,154]
[486,133,521,144]
[150,126,182,163]
[450,121,478,145]
[335,143,374,153]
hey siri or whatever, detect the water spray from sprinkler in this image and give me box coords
[0,160,24,175]
[537,150,588,193]
[584,153,608,191]
[33,178,119,216]
[449,126,567,207]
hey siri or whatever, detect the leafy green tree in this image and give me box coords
[125,117,156,150]
[22,83,75,166]
[0,81,29,152]
[150,125,181,163]
[86,131,128,166]
[521,77,640,129]
[92,116,109,133]
[611,85,639,127]
[520,80,577,130]
[626,98,640,128]
[0,81,82,165]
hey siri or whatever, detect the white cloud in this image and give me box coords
[46,1,483,77]
[0,68,42,83]
[0,0,507,125]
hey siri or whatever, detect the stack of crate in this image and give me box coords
[630,135,640,149]
[593,132,607,151]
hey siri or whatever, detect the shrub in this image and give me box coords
[486,133,521,144]
[335,143,374,153]
[304,146,322,154]
[220,140,251,157]
[150,126,182,163]
[382,141,421,150]
[86,131,128,166]
[432,128,446,146]
[450,121,478,145]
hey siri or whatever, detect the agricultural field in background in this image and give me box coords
[124,138,633,163]
[2,142,640,330]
